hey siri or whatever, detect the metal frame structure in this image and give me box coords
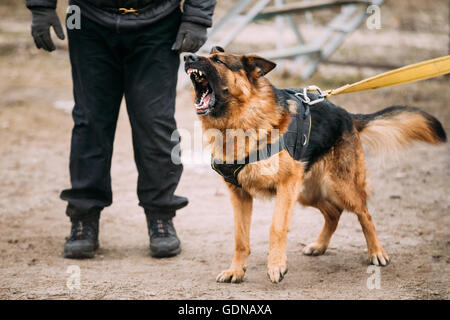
[179,0,383,88]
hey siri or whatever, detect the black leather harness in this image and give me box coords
[211,88,313,187]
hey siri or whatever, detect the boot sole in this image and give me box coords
[150,246,181,258]
[64,244,99,259]
[64,250,95,259]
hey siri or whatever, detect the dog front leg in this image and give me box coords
[216,186,253,283]
[267,178,299,283]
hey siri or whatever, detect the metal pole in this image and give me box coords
[275,0,286,70]
[300,4,358,78]
[206,0,254,42]
[217,0,272,48]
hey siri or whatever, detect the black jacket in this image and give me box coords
[26,0,216,28]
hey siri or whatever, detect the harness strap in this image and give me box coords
[211,137,285,187]
[211,88,312,188]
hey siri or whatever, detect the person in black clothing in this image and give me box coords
[26,0,216,259]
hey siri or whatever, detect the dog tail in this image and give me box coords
[352,106,446,155]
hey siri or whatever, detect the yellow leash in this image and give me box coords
[315,55,450,97]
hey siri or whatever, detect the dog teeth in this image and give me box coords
[187,68,205,79]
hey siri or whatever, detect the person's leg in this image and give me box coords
[122,9,186,216]
[62,15,124,258]
[122,9,186,257]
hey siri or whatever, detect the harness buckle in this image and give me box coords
[295,85,325,105]
[119,8,139,16]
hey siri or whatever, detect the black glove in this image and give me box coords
[30,7,65,52]
[172,22,207,53]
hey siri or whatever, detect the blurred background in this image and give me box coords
[0,0,448,299]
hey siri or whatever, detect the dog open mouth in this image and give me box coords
[186,68,216,115]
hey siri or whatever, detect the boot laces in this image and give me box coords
[69,219,96,241]
[151,219,171,238]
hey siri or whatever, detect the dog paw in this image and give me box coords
[267,264,288,283]
[369,249,390,266]
[302,242,327,256]
[216,268,245,283]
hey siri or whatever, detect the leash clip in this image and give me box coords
[295,85,326,105]
[119,8,139,15]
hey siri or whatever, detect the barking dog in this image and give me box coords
[184,47,447,283]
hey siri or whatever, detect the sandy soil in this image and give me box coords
[0,1,449,300]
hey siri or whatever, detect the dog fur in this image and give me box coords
[184,47,447,283]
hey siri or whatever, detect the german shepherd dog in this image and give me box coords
[184,47,447,283]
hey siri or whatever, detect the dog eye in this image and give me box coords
[213,57,225,65]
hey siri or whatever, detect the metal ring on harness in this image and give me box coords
[294,85,325,105]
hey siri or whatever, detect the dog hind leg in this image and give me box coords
[302,201,343,256]
[354,206,389,266]
[334,184,390,266]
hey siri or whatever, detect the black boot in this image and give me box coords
[64,213,100,259]
[146,217,181,258]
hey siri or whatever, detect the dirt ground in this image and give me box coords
[0,1,449,300]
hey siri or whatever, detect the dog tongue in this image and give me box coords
[196,93,211,110]
[201,93,211,108]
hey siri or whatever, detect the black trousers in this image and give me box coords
[61,9,185,219]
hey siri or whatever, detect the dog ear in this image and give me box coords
[242,55,276,78]
[210,46,225,54]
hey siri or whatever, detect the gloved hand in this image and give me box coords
[172,22,207,53]
[30,7,65,52]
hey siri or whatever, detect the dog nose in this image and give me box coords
[184,53,199,63]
